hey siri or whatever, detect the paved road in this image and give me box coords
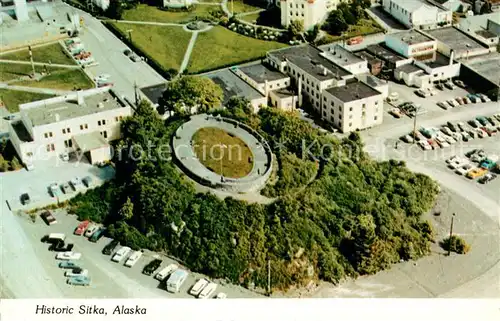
[61,3,166,100]
[318,32,385,52]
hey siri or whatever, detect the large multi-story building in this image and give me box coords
[280,0,339,30]
[8,87,132,166]
[382,0,452,30]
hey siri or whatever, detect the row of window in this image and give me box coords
[289,11,305,17]
[289,3,304,9]
[46,131,109,152]
[43,116,124,139]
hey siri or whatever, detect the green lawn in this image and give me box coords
[229,0,263,14]
[122,4,216,23]
[238,12,260,23]
[192,127,253,178]
[322,18,383,43]
[0,63,36,82]
[188,26,287,73]
[111,22,190,71]
[16,69,94,91]
[0,89,54,113]
[0,43,75,65]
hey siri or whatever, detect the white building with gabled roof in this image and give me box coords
[383,0,452,30]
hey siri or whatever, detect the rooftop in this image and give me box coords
[458,12,500,33]
[388,29,435,45]
[354,50,382,65]
[73,132,109,152]
[391,0,435,12]
[326,80,381,103]
[237,64,288,84]
[267,44,351,81]
[366,44,407,63]
[460,52,500,85]
[476,29,498,39]
[426,27,486,55]
[425,52,452,68]
[141,83,168,106]
[24,91,126,127]
[12,121,33,142]
[204,69,265,105]
[271,88,296,98]
[395,63,424,73]
[320,44,365,66]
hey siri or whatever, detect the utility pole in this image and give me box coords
[28,45,36,77]
[447,213,456,256]
[412,106,418,144]
[134,81,139,106]
[127,29,133,43]
[267,259,271,296]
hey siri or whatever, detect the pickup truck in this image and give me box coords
[480,156,498,170]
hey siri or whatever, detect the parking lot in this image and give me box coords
[10,207,262,299]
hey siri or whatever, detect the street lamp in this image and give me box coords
[218,143,227,182]
[126,29,133,43]
[447,213,456,256]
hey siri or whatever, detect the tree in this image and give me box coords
[338,3,356,25]
[0,155,8,172]
[119,197,134,220]
[323,10,348,35]
[105,0,124,19]
[10,157,22,171]
[288,20,304,40]
[158,76,223,116]
[441,235,470,254]
[305,24,320,43]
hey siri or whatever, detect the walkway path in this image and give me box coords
[0,83,72,96]
[221,0,232,17]
[0,59,79,69]
[114,20,185,27]
[179,32,199,74]
[235,8,265,17]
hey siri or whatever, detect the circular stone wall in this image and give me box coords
[172,114,273,193]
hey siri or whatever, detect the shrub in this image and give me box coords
[440,235,470,254]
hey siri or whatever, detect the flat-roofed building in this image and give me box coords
[366,44,413,70]
[8,87,132,166]
[425,27,491,59]
[234,64,290,95]
[385,30,438,61]
[320,44,370,75]
[382,0,452,30]
[323,80,383,133]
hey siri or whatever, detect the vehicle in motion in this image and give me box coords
[74,220,90,236]
[102,239,120,255]
[67,275,91,286]
[65,267,88,277]
[41,211,57,225]
[156,264,178,281]
[190,278,209,297]
[58,261,79,269]
[56,251,82,260]
[198,282,217,299]
[166,269,189,293]
[143,259,163,276]
[112,246,131,263]
[125,250,143,267]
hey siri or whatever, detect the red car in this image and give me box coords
[74,220,90,236]
[481,127,496,136]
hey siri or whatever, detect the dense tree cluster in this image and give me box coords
[0,140,23,172]
[70,99,439,291]
[322,0,371,35]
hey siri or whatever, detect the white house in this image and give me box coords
[382,0,452,30]
[8,88,132,166]
[280,0,339,30]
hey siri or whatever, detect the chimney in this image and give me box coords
[55,113,60,122]
[77,91,84,105]
[322,67,327,76]
[449,49,454,66]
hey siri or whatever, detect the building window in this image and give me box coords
[375,101,378,105]
[46,144,55,152]
[349,122,352,127]
[44,132,53,138]
[323,96,326,101]
[62,129,66,134]
[374,116,378,120]
[362,111,366,117]
[349,107,353,111]
[323,111,326,116]
[301,4,304,8]
[101,131,108,139]
[64,139,73,148]
[362,103,366,108]
[79,124,88,130]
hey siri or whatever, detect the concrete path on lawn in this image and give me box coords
[221,0,232,17]
[0,59,79,69]
[0,83,71,96]
[235,8,265,17]
[179,32,199,74]
[113,20,185,27]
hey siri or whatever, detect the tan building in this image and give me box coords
[9,87,132,166]
[280,0,339,30]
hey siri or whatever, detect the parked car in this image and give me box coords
[61,182,73,194]
[415,89,430,98]
[67,275,91,286]
[467,130,478,139]
[41,210,57,225]
[494,113,500,121]
[441,126,453,136]
[49,183,60,197]
[428,139,440,149]
[70,177,83,190]
[476,116,489,126]
[463,96,472,104]
[466,167,488,179]
[112,246,131,263]
[42,233,66,243]
[56,251,82,260]
[478,93,491,102]
[65,268,88,277]
[447,99,459,107]
[58,261,79,269]
[487,117,498,126]
[455,97,464,105]
[124,250,143,267]
[89,227,106,242]
[129,54,141,62]
[461,131,472,141]
[418,140,432,150]
[437,101,449,110]
[155,263,178,281]
[401,134,414,143]
[94,74,111,82]
[49,240,74,252]
[82,176,93,188]
[481,127,495,136]
[60,152,69,162]
[390,108,402,118]
[468,120,481,128]
[453,79,466,88]
[466,149,484,158]
[448,157,468,170]
[102,239,120,255]
[143,259,163,276]
[435,82,444,90]
[198,282,217,299]
[84,224,99,238]
[74,220,90,236]
[190,279,209,297]
[20,193,31,205]
[123,49,132,56]
[457,122,467,132]
[470,149,486,162]
[435,136,449,148]
[444,81,456,90]
[3,114,15,121]
[478,173,497,184]
[456,163,474,176]
[215,292,227,299]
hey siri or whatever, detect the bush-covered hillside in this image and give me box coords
[69,100,439,291]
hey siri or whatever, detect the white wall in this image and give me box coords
[281,0,335,30]
[269,92,297,111]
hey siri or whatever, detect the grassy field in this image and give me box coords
[229,0,263,14]
[238,12,260,23]
[122,4,215,23]
[16,69,93,91]
[111,22,190,71]
[322,18,383,43]
[0,43,75,65]
[192,127,253,178]
[188,26,287,73]
[0,63,36,82]
[0,89,54,113]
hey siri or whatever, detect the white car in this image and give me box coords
[441,127,453,136]
[437,102,449,110]
[478,94,491,102]
[124,250,143,267]
[65,268,88,277]
[445,155,458,164]
[198,282,217,299]
[155,264,178,281]
[84,224,99,238]
[94,74,111,82]
[56,252,82,260]
[418,140,432,150]
[444,135,456,144]
[456,163,474,175]
[451,132,462,141]
[448,157,468,170]
[475,128,487,138]
[70,177,83,190]
[189,278,209,297]
[112,246,131,262]
[215,292,227,299]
